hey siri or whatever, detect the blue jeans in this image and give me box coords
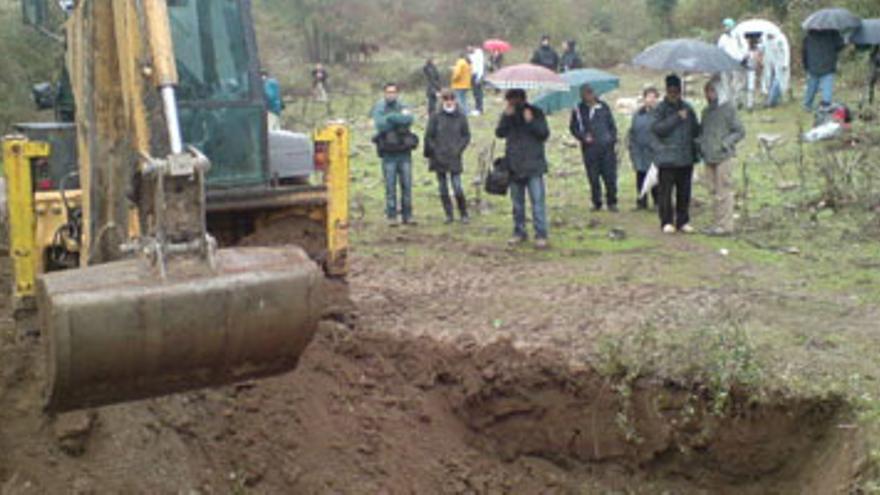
[510,175,548,240]
[382,155,413,221]
[455,89,470,115]
[803,73,834,110]
[436,172,464,197]
[766,78,783,107]
[472,77,484,113]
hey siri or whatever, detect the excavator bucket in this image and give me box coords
[38,246,324,413]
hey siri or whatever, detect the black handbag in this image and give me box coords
[484,156,510,196]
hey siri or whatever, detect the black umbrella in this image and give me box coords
[853,19,880,46]
[802,8,861,32]
[633,39,743,73]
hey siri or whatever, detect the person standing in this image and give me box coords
[628,87,660,210]
[762,32,787,108]
[560,40,583,72]
[311,63,329,102]
[451,53,473,116]
[802,29,845,111]
[468,46,486,116]
[652,74,701,234]
[371,83,417,226]
[423,58,443,115]
[743,35,763,110]
[569,84,619,212]
[718,18,747,108]
[868,46,880,105]
[698,79,745,236]
[495,89,551,249]
[424,89,472,224]
[531,35,559,72]
[261,69,284,131]
[488,50,504,73]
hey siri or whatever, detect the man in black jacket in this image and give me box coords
[423,58,443,115]
[570,84,619,212]
[495,89,551,248]
[652,74,701,234]
[531,35,559,72]
[802,30,845,111]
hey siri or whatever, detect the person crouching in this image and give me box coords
[424,89,472,224]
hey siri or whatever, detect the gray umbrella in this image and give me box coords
[632,39,743,73]
[802,8,861,31]
[853,19,880,46]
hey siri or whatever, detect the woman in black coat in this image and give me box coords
[424,89,472,223]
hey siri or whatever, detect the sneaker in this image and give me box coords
[591,205,603,212]
[444,216,454,225]
[662,224,676,234]
[679,224,695,234]
[388,218,400,228]
[470,110,481,117]
[534,238,550,250]
[507,236,527,247]
[460,216,471,225]
[402,218,418,227]
[608,205,619,213]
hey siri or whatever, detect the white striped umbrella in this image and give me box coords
[485,63,569,92]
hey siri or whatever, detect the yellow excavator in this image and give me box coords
[3,0,350,412]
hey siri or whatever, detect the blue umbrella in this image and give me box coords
[532,69,620,115]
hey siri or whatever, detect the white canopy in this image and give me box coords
[732,19,791,95]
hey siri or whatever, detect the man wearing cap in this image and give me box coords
[652,74,701,234]
[718,18,747,108]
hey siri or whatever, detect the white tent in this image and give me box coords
[732,19,791,96]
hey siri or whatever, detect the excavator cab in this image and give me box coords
[6,0,348,412]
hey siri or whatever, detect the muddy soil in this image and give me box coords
[0,234,870,494]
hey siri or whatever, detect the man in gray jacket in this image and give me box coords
[698,79,745,236]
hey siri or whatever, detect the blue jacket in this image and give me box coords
[263,77,283,115]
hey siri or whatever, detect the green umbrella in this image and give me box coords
[532,69,620,115]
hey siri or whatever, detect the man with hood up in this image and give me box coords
[560,40,583,72]
[698,78,745,236]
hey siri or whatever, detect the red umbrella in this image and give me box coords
[483,39,512,53]
[485,64,569,92]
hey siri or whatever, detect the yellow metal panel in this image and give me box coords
[315,124,350,276]
[2,138,50,300]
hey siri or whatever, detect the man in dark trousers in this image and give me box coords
[531,35,559,72]
[802,29,845,111]
[423,58,442,114]
[652,74,701,234]
[570,84,619,212]
[424,89,471,224]
[495,89,551,249]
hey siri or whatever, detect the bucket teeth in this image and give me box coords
[39,247,324,413]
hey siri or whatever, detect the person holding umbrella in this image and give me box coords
[570,84,619,212]
[802,29,846,111]
[652,74,701,234]
[495,89,551,249]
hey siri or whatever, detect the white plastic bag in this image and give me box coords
[639,164,659,199]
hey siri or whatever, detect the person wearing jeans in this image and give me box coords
[371,82,416,225]
[652,74,701,234]
[802,29,844,110]
[510,175,548,241]
[451,53,472,116]
[495,89,551,249]
[424,89,471,224]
